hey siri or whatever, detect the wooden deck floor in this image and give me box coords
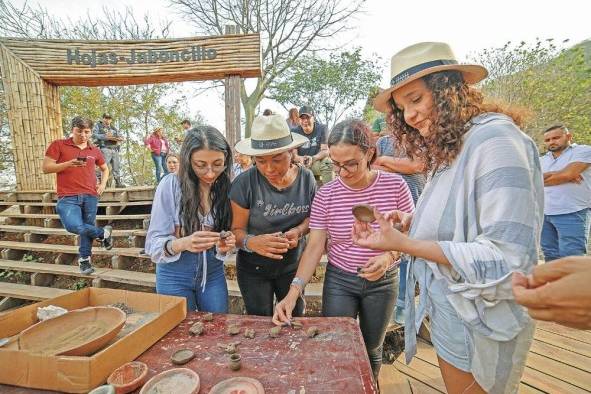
[379,321,591,393]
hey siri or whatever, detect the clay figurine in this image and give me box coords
[227,324,241,336]
[189,321,204,336]
[202,312,214,322]
[228,353,242,371]
[218,341,241,354]
[171,349,195,365]
[243,328,256,339]
[306,326,319,338]
[269,326,281,338]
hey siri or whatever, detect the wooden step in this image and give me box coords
[0,282,72,301]
[0,186,155,203]
[0,201,152,207]
[0,259,105,278]
[0,240,149,259]
[0,213,150,220]
[99,269,156,288]
[0,224,146,237]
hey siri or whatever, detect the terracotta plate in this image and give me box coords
[18,306,126,356]
[107,361,148,394]
[139,368,200,394]
[352,204,375,223]
[209,377,265,394]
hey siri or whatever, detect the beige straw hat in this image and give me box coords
[235,114,308,156]
[374,42,488,113]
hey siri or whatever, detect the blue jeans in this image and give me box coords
[541,208,590,261]
[151,152,169,183]
[156,249,228,313]
[396,258,408,308]
[56,195,104,259]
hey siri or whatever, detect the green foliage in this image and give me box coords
[472,39,591,149]
[0,269,26,282]
[269,49,382,129]
[71,279,89,291]
[22,253,43,263]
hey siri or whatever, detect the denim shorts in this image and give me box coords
[427,278,471,372]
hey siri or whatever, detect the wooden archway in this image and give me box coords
[0,33,261,190]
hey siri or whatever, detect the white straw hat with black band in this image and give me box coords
[374,42,488,113]
[235,114,309,156]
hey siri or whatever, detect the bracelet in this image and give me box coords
[242,234,255,253]
[290,277,306,295]
[163,239,175,257]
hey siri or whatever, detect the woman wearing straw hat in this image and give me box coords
[352,42,543,393]
[230,114,317,316]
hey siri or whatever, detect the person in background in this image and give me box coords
[262,109,274,116]
[145,126,236,312]
[144,127,171,183]
[355,42,543,393]
[175,119,192,144]
[513,256,591,330]
[93,113,125,188]
[166,153,180,174]
[286,107,300,129]
[42,116,113,275]
[539,124,591,261]
[232,150,253,179]
[291,105,333,185]
[374,131,426,325]
[230,114,316,317]
[273,119,414,381]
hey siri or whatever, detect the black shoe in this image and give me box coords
[102,225,113,250]
[115,182,125,188]
[78,257,95,275]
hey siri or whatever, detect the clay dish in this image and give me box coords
[171,349,195,365]
[89,385,116,394]
[139,368,200,394]
[209,377,265,394]
[107,361,148,394]
[18,306,126,356]
[352,204,375,223]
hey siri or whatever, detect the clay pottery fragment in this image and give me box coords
[189,322,204,336]
[352,204,375,223]
[18,306,126,356]
[269,326,281,338]
[243,328,256,339]
[219,231,231,240]
[227,324,240,335]
[209,377,265,394]
[306,326,319,338]
[89,385,116,394]
[139,368,200,394]
[291,320,303,329]
[171,349,195,365]
[202,312,214,322]
[107,361,148,394]
[218,341,240,354]
[228,353,242,371]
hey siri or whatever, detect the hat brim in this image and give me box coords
[235,132,309,156]
[373,64,488,113]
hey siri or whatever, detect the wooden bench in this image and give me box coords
[0,213,150,220]
[0,240,149,259]
[0,186,155,203]
[0,282,72,301]
[0,224,147,238]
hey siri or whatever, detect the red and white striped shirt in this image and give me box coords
[309,171,414,273]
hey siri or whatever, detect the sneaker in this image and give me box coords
[78,257,95,275]
[102,225,113,250]
[394,306,405,325]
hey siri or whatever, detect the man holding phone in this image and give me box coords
[42,116,113,274]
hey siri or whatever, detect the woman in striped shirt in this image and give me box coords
[273,119,414,380]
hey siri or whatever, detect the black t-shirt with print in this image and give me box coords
[229,165,317,276]
[291,122,328,157]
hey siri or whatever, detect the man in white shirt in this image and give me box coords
[540,125,591,261]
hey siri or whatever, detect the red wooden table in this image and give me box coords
[0,312,377,393]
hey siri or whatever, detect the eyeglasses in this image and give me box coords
[331,161,359,174]
[193,164,227,175]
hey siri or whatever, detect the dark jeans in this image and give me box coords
[151,152,169,183]
[541,208,590,261]
[236,262,304,317]
[55,194,104,259]
[156,249,228,313]
[322,264,397,379]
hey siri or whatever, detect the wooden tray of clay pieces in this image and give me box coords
[18,306,126,356]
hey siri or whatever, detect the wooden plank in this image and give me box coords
[0,201,152,207]
[521,364,589,394]
[378,364,414,394]
[0,259,106,278]
[224,74,241,147]
[0,224,146,237]
[525,352,591,392]
[0,212,150,220]
[534,328,591,358]
[529,339,591,373]
[0,240,149,259]
[0,282,72,300]
[98,269,155,288]
[394,358,447,393]
[536,321,591,344]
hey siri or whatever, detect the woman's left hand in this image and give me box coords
[358,252,394,281]
[217,232,236,254]
[352,207,407,252]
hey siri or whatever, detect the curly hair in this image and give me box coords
[387,70,527,173]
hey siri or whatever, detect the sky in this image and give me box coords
[15,0,591,133]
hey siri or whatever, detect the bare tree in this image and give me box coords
[170,0,364,137]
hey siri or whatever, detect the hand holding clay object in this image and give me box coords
[351,207,408,252]
[353,204,404,231]
[357,253,395,281]
[246,233,290,260]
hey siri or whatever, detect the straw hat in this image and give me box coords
[235,114,308,156]
[374,42,488,113]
